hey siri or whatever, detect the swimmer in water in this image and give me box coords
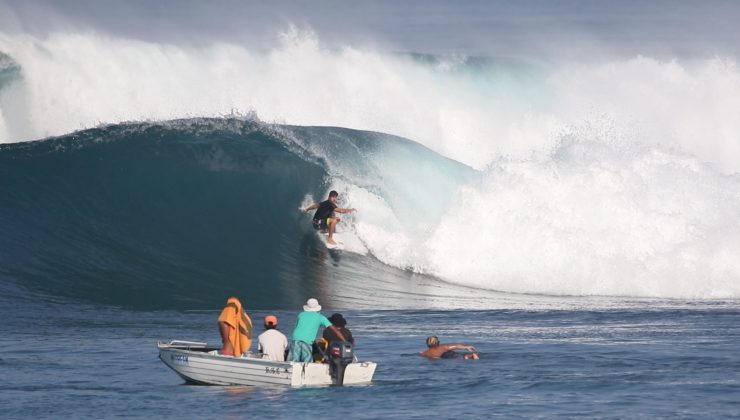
[419,335,480,360]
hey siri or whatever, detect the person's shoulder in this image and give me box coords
[264,329,286,337]
[299,311,318,321]
[311,312,330,322]
[311,312,330,324]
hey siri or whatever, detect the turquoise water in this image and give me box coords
[0,120,472,310]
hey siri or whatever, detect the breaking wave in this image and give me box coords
[2,29,740,306]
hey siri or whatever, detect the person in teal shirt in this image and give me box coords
[290,298,346,362]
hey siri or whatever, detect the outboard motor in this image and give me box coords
[327,341,354,385]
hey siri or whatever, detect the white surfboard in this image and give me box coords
[321,233,344,250]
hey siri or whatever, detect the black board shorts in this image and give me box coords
[312,218,328,231]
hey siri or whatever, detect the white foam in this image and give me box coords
[349,137,740,299]
[2,30,740,174]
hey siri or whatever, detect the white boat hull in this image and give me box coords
[157,341,376,387]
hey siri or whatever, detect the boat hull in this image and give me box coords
[157,341,376,387]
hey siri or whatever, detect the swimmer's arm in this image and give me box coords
[445,344,477,353]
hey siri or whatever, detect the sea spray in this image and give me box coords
[2,30,740,172]
[351,134,740,299]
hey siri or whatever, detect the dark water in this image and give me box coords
[1,299,739,418]
[0,119,470,310]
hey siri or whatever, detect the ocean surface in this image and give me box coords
[3,3,740,417]
[2,299,740,418]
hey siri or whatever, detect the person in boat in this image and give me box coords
[419,335,479,360]
[323,313,355,346]
[302,190,356,246]
[313,313,356,362]
[289,298,347,362]
[217,297,253,357]
[258,315,289,361]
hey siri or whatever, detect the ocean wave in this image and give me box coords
[2,118,740,306]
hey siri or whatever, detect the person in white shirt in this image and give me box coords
[258,315,288,361]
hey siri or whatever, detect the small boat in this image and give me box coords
[157,340,377,387]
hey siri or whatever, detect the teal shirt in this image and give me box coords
[292,311,332,344]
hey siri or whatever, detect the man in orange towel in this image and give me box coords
[217,297,253,357]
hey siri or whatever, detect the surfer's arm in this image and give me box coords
[334,207,356,214]
[303,203,319,213]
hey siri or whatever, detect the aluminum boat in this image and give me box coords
[157,340,377,387]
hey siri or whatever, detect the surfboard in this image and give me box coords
[321,233,344,250]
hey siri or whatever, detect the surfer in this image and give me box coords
[419,335,479,360]
[303,190,356,246]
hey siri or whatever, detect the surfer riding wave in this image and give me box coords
[303,190,356,246]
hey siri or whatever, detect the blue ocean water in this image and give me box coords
[1,299,739,418]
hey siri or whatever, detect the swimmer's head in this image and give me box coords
[426,335,439,348]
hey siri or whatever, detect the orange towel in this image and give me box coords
[217,297,253,357]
